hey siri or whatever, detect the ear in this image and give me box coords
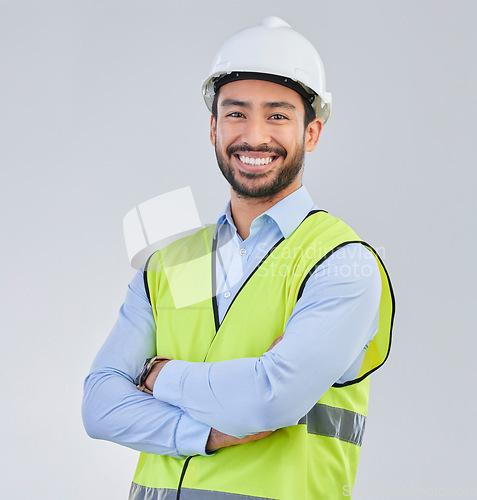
[305,118,322,152]
[210,115,217,146]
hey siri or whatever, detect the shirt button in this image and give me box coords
[240,248,247,256]
[224,291,231,299]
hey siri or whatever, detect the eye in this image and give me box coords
[270,114,287,120]
[227,111,245,118]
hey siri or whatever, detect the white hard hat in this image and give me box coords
[202,16,332,124]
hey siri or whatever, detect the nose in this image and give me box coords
[240,116,271,148]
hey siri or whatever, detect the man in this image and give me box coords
[82,17,394,500]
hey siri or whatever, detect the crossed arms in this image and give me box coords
[142,335,283,451]
[82,244,381,458]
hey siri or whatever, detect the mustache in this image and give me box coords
[226,144,287,159]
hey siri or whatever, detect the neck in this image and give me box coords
[230,184,301,240]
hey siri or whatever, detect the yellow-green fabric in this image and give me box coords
[133,211,394,500]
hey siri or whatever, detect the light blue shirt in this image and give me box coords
[82,186,381,458]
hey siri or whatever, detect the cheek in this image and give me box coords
[273,125,302,146]
[215,126,236,150]
[278,135,301,153]
[214,131,224,150]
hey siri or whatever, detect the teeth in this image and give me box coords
[238,155,274,166]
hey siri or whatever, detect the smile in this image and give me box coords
[238,155,276,166]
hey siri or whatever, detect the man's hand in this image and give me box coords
[206,428,274,452]
[144,359,171,393]
[266,333,284,352]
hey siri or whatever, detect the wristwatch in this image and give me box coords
[136,356,171,394]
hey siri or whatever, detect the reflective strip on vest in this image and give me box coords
[129,483,275,500]
[298,403,366,446]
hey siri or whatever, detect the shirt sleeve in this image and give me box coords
[153,243,382,438]
[81,269,212,458]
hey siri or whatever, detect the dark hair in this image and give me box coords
[302,96,316,128]
[211,89,316,128]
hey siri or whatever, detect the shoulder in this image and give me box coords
[304,242,382,301]
[295,210,360,248]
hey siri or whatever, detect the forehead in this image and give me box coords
[217,79,304,110]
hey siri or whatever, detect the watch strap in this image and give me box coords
[136,356,171,394]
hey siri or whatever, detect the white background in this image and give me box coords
[1,1,476,498]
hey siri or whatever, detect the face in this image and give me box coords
[210,79,322,201]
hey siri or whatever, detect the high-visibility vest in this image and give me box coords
[131,210,394,500]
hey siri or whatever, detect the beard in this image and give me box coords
[215,141,305,200]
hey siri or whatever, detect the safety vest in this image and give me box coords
[130,210,394,500]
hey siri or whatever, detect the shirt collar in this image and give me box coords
[215,186,317,239]
[215,201,235,238]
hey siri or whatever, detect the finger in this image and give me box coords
[266,333,284,352]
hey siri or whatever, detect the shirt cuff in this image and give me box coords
[153,359,195,408]
[175,412,212,457]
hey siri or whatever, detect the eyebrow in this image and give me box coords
[221,99,250,108]
[264,101,296,110]
[220,99,296,110]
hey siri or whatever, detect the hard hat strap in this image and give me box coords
[213,71,315,105]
